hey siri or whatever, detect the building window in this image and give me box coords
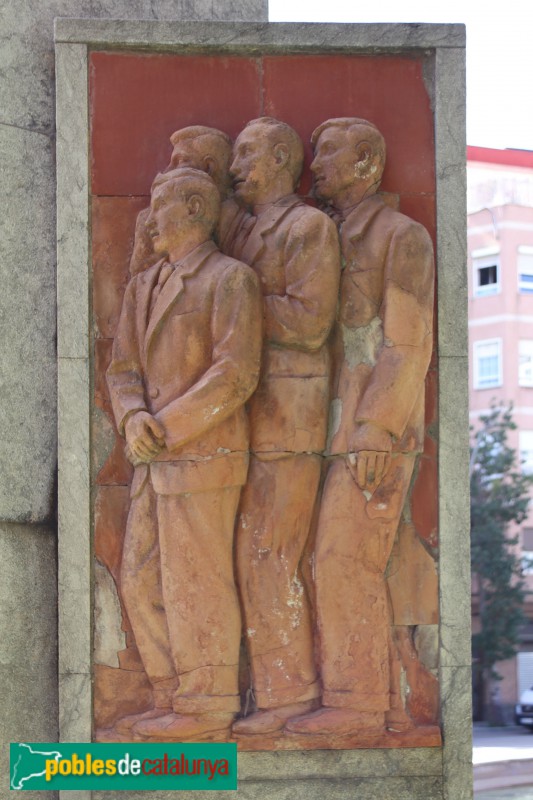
[518,247,533,293]
[520,431,533,475]
[522,527,533,575]
[472,248,500,297]
[473,339,502,389]
[520,341,533,387]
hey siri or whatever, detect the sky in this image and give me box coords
[269,0,533,152]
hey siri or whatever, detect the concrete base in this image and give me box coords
[1,523,58,799]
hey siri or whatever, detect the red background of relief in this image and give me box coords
[90,51,439,734]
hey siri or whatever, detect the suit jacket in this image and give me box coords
[221,194,341,455]
[329,193,434,456]
[107,240,262,494]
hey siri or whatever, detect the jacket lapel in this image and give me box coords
[144,241,217,352]
[240,195,301,265]
[136,259,165,362]
[342,193,385,250]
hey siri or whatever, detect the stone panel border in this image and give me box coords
[56,20,469,800]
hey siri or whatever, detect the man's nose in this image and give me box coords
[310,157,319,173]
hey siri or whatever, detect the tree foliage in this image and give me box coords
[470,405,533,684]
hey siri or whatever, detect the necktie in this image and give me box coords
[149,262,175,316]
[232,213,257,261]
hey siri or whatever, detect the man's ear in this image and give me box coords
[203,156,216,178]
[273,142,290,169]
[353,141,375,179]
[187,193,205,219]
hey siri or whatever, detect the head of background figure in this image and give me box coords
[230,117,304,206]
[310,117,386,205]
[168,126,233,197]
[147,167,221,255]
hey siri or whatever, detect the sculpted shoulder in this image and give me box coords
[284,201,339,249]
[373,205,435,300]
[211,251,261,294]
[372,203,433,253]
[289,201,336,229]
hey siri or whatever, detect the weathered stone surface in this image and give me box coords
[56,42,89,360]
[415,625,439,672]
[388,627,439,727]
[236,726,440,752]
[58,357,91,676]
[1,1,267,135]
[439,355,471,668]
[55,19,465,52]
[94,485,130,582]
[58,791,88,800]
[0,525,58,795]
[2,664,59,800]
[435,46,467,360]
[94,664,152,729]
[440,666,473,800]
[94,560,126,667]
[388,521,438,625]
[95,775,443,800]
[238,746,442,780]
[0,523,57,669]
[0,124,56,523]
[59,672,91,742]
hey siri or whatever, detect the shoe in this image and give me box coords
[115,707,172,736]
[232,700,316,735]
[285,706,384,735]
[385,707,415,732]
[134,711,234,741]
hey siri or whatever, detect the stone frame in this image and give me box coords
[56,19,469,800]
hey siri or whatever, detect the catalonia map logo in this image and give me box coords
[10,742,237,791]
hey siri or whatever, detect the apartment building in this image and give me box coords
[468,145,533,719]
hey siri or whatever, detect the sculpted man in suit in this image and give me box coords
[129,125,244,276]
[287,118,434,736]
[222,117,341,735]
[107,167,262,741]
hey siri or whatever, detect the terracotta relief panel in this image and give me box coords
[91,52,440,750]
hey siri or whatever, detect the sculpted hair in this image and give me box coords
[169,126,233,194]
[152,167,221,235]
[244,117,305,186]
[311,117,387,181]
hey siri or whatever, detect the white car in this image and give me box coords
[515,687,533,730]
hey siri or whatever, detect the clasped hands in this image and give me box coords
[347,421,392,491]
[125,411,166,466]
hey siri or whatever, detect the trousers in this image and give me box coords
[236,454,321,709]
[314,455,415,711]
[121,475,242,714]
